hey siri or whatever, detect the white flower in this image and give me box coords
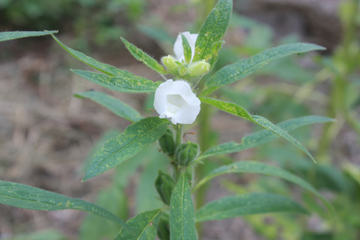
[154,80,201,125]
[173,31,198,62]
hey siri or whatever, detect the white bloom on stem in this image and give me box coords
[173,31,198,62]
[154,80,201,125]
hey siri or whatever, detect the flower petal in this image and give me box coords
[173,31,198,62]
[154,79,201,124]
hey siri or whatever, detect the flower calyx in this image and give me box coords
[175,141,199,167]
[155,170,176,205]
[158,129,176,157]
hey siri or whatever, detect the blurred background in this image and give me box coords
[0,0,359,239]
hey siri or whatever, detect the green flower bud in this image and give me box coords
[158,129,175,156]
[161,55,178,72]
[188,60,210,76]
[175,141,199,166]
[155,170,175,205]
[178,64,188,76]
[157,215,170,240]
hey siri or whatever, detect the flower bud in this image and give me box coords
[175,142,199,166]
[155,170,175,205]
[158,129,175,156]
[157,215,170,240]
[161,55,178,73]
[188,60,210,76]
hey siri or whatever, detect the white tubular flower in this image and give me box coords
[173,31,198,62]
[154,80,201,125]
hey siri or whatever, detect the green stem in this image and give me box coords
[195,102,212,236]
[175,124,183,147]
[173,124,183,182]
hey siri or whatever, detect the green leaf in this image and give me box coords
[200,98,315,162]
[195,193,308,222]
[80,185,128,240]
[0,181,126,227]
[51,34,129,77]
[198,116,334,160]
[83,117,170,181]
[75,91,143,122]
[0,31,58,42]
[170,171,197,240]
[192,161,323,204]
[193,0,232,62]
[72,70,159,93]
[203,43,326,95]
[114,209,162,240]
[209,40,225,69]
[121,37,166,74]
[181,34,192,63]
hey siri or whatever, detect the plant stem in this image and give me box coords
[195,101,212,236]
[173,124,183,182]
[175,124,183,147]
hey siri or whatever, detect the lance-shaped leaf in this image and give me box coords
[121,37,166,74]
[170,171,197,240]
[114,209,162,240]
[200,98,315,162]
[75,91,143,122]
[0,30,58,42]
[51,34,131,77]
[83,117,169,181]
[195,193,308,222]
[193,0,232,62]
[203,43,326,95]
[209,40,225,69]
[181,34,192,63]
[72,70,159,93]
[198,116,334,160]
[0,181,125,227]
[191,161,333,213]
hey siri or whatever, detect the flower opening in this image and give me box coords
[154,80,201,125]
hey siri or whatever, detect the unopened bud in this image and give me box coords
[157,215,170,240]
[155,171,176,205]
[161,55,178,72]
[175,141,199,166]
[188,60,210,76]
[158,129,176,157]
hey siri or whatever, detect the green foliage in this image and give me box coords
[198,115,334,160]
[114,209,162,240]
[75,91,143,122]
[202,43,325,95]
[0,30,58,42]
[170,172,197,240]
[195,193,308,222]
[72,70,159,93]
[193,0,232,62]
[200,97,316,162]
[83,117,170,181]
[0,181,125,226]
[192,161,333,213]
[121,37,166,74]
[1,0,339,238]
[181,34,192,63]
[50,34,129,76]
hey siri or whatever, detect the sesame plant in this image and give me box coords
[0,0,337,239]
